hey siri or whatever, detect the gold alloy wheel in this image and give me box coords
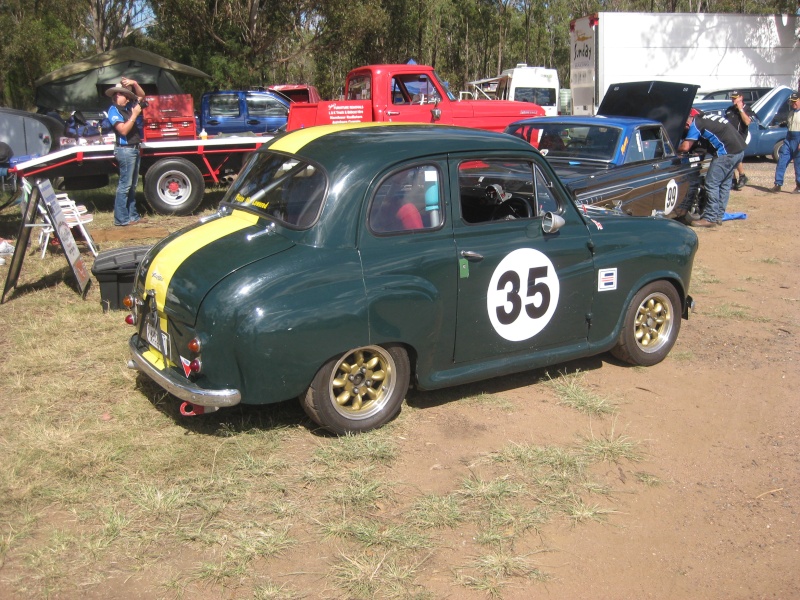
[329,346,396,420]
[634,292,674,353]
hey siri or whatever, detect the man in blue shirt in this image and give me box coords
[770,92,800,194]
[106,78,146,226]
[678,109,746,228]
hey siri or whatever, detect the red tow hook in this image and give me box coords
[180,402,206,416]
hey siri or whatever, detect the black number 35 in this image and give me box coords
[495,266,551,325]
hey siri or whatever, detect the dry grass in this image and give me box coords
[0,188,655,599]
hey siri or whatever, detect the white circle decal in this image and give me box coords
[487,248,560,341]
[664,179,678,215]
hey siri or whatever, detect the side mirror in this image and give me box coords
[542,212,565,233]
[431,107,442,121]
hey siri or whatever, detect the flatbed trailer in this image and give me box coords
[8,136,273,215]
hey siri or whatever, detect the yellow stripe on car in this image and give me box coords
[272,122,407,154]
[145,210,259,315]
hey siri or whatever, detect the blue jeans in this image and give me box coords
[703,151,743,223]
[114,146,141,226]
[774,132,800,187]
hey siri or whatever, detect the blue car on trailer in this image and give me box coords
[693,85,795,161]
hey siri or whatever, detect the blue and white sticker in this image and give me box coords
[598,267,617,291]
[664,179,678,215]
[487,248,560,341]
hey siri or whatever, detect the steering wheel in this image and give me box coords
[492,197,533,221]
[484,183,505,204]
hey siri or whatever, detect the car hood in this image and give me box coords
[137,209,294,324]
[751,85,794,125]
[547,160,612,186]
[598,81,699,149]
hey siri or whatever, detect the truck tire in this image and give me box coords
[144,158,205,215]
[771,140,783,163]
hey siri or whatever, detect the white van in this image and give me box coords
[495,64,560,116]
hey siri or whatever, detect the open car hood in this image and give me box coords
[598,81,700,150]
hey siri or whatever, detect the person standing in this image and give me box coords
[770,92,800,194]
[724,91,755,190]
[678,109,746,227]
[106,77,147,226]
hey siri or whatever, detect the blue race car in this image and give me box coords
[506,81,707,218]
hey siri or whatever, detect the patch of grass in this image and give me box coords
[757,257,779,265]
[461,392,515,411]
[669,349,694,362]
[709,302,769,322]
[634,471,663,487]
[409,494,464,529]
[312,431,398,468]
[564,499,616,525]
[325,467,391,508]
[253,581,303,600]
[458,475,525,504]
[579,428,645,464]
[330,552,427,599]
[458,551,550,596]
[545,372,616,416]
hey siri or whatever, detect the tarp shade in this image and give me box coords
[35,47,210,113]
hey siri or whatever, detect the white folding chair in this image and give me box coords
[37,193,98,258]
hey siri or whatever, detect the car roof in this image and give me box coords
[266,123,533,164]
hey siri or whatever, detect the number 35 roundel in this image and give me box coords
[487,248,560,342]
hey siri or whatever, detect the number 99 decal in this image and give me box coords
[664,179,678,215]
[487,248,560,341]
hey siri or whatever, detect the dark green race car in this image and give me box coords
[126,123,697,434]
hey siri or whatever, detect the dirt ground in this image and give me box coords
[414,157,799,599]
[1,157,798,599]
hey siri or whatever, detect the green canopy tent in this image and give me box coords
[35,47,210,113]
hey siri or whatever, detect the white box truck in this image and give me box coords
[570,12,800,115]
[494,64,560,115]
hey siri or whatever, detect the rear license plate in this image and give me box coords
[146,322,170,358]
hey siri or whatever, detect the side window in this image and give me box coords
[369,165,442,234]
[533,165,559,214]
[209,94,240,117]
[458,160,544,224]
[247,95,287,117]
[639,127,665,160]
[624,131,645,163]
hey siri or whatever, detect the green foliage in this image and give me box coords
[0,0,793,108]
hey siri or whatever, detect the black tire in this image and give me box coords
[771,141,783,163]
[144,158,205,215]
[611,281,681,367]
[301,344,410,435]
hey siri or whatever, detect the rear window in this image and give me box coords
[223,152,327,229]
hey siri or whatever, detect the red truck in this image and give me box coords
[287,64,545,132]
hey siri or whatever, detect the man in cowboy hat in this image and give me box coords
[106,77,147,226]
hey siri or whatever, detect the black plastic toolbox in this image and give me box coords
[91,246,151,311]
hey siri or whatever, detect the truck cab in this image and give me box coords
[286,64,545,132]
[198,90,290,136]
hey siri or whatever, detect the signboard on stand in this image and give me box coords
[2,179,91,303]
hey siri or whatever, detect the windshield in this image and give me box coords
[506,122,622,161]
[222,152,327,229]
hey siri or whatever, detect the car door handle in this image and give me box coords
[247,119,260,124]
[460,250,484,261]
[386,111,400,116]
[207,119,219,125]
